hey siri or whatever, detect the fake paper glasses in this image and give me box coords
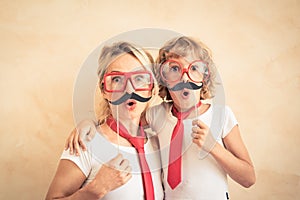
[160,60,209,83]
[103,71,153,92]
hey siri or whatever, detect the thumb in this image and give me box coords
[86,124,97,141]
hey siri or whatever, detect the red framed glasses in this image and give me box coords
[103,71,153,92]
[160,59,209,83]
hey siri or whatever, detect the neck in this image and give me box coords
[173,101,202,113]
[173,103,188,112]
[113,115,141,137]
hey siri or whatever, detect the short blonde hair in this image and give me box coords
[155,36,217,101]
[96,42,157,124]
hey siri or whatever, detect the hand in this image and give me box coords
[64,119,97,156]
[85,154,132,199]
[191,119,216,152]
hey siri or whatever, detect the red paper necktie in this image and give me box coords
[106,116,155,200]
[167,101,202,189]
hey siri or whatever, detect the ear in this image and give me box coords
[99,81,104,90]
[99,82,108,100]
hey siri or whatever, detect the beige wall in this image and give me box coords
[0,0,299,199]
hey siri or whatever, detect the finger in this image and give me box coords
[119,159,130,171]
[192,138,204,146]
[65,128,76,150]
[119,166,132,179]
[74,133,80,156]
[192,128,206,138]
[193,138,200,145]
[123,165,132,174]
[86,125,97,141]
[69,136,74,155]
[78,137,87,151]
[122,172,132,184]
[192,126,203,133]
[108,154,123,167]
[191,133,201,139]
[192,138,197,143]
[192,119,208,129]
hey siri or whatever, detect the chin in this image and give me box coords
[172,97,195,108]
[125,104,145,118]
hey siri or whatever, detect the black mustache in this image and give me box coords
[108,92,152,105]
[169,82,203,91]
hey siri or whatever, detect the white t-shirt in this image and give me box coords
[146,103,238,200]
[61,130,164,200]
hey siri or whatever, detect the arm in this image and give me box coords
[192,121,255,188]
[45,159,95,200]
[210,125,256,188]
[46,154,132,200]
[66,104,164,156]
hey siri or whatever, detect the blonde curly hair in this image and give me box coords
[155,36,217,101]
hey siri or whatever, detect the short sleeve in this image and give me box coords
[222,106,238,138]
[60,148,92,177]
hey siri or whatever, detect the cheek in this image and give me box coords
[165,80,178,88]
[193,90,201,101]
[135,102,149,114]
[104,91,125,101]
[169,91,180,100]
[137,90,152,97]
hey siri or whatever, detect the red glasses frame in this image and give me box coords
[160,59,209,83]
[103,71,154,92]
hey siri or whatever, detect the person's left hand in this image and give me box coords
[191,119,216,152]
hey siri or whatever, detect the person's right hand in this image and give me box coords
[64,119,97,156]
[84,154,132,199]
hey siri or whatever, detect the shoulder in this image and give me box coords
[224,105,234,114]
[148,102,170,112]
[210,104,237,123]
[224,105,237,121]
[60,148,92,177]
[222,105,238,138]
[146,102,171,122]
[209,104,235,116]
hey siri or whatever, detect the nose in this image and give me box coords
[181,68,189,82]
[125,79,135,94]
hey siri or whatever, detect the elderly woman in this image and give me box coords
[46,42,163,200]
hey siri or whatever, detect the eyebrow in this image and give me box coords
[109,69,148,73]
[109,70,121,73]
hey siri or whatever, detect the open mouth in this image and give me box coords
[128,102,134,106]
[181,89,190,99]
[125,99,137,110]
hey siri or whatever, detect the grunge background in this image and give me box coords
[0,0,299,199]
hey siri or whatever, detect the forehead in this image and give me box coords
[107,53,145,72]
[168,55,198,64]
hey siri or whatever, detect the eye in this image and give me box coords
[111,76,122,83]
[170,64,180,72]
[190,65,199,71]
[134,74,150,83]
[134,75,144,82]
